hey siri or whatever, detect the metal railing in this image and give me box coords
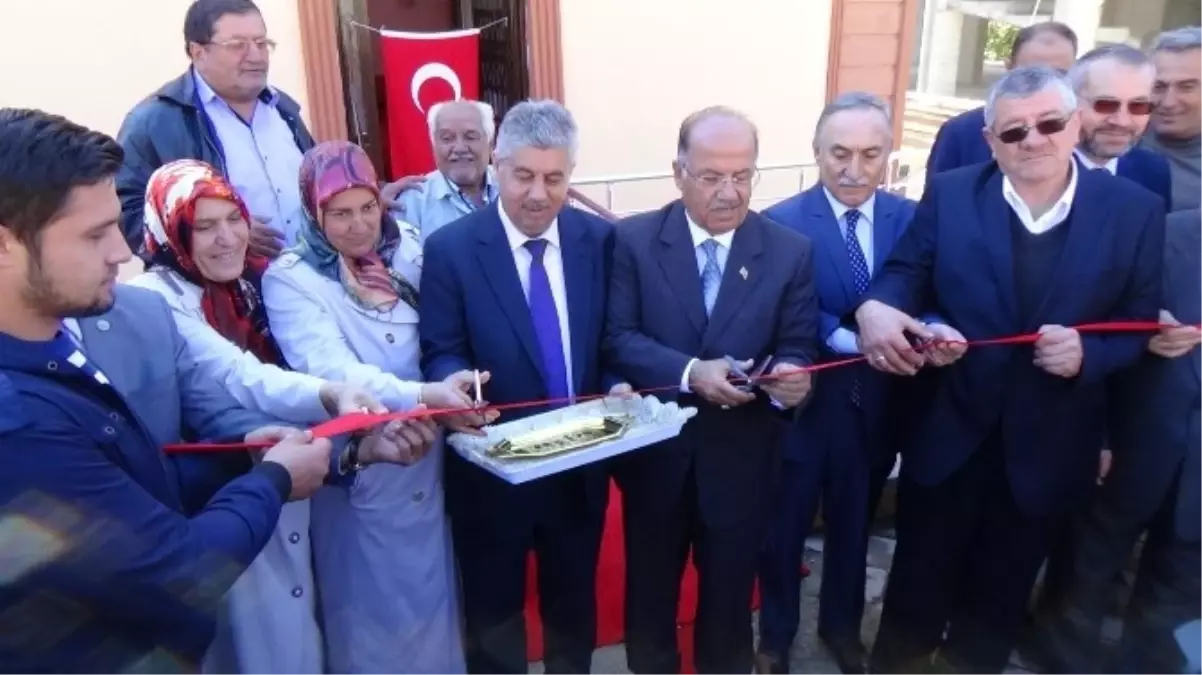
[569,150,930,220]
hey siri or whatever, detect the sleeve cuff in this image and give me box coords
[826,327,861,355]
[255,461,293,501]
[680,358,698,393]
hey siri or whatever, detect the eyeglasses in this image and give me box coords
[995,117,1069,144]
[681,166,760,190]
[1085,96,1155,116]
[207,37,277,54]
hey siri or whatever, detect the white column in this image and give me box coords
[924,9,966,96]
[1053,0,1106,53]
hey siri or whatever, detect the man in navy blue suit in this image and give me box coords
[925,21,1078,185]
[1069,44,1173,207]
[605,106,819,674]
[855,67,1165,672]
[420,100,624,674]
[755,92,924,674]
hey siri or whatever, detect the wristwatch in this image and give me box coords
[337,438,365,476]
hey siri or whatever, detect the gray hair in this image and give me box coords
[984,65,1078,127]
[1069,44,1154,93]
[493,99,578,164]
[427,99,496,143]
[1150,26,1202,54]
[813,91,894,147]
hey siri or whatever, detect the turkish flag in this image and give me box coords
[379,28,481,180]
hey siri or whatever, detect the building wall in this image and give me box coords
[0,0,310,138]
[559,0,835,213]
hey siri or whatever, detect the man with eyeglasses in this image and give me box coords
[925,21,1078,188]
[854,66,1165,673]
[1069,44,1172,208]
[115,0,314,258]
[1142,26,1202,212]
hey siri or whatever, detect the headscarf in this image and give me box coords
[142,159,285,365]
[293,141,419,311]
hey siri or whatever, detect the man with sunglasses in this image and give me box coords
[1143,27,1202,213]
[1069,44,1172,209]
[925,22,1079,188]
[854,66,1165,673]
[115,0,314,258]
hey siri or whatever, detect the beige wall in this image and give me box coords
[0,0,310,138]
[559,0,834,214]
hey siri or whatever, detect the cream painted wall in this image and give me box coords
[0,0,310,138]
[560,0,835,214]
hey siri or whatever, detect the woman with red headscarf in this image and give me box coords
[263,141,484,673]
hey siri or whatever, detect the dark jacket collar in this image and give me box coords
[154,68,303,117]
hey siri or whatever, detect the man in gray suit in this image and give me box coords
[1035,208,1202,673]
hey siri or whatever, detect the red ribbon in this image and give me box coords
[162,320,1196,454]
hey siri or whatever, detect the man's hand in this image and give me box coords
[248,216,286,259]
[854,300,931,375]
[358,414,440,466]
[760,362,812,408]
[688,358,757,407]
[921,323,969,367]
[606,382,635,399]
[318,382,388,417]
[380,175,427,210]
[1148,309,1201,358]
[426,370,500,436]
[245,425,307,446]
[1033,325,1083,378]
[261,431,333,500]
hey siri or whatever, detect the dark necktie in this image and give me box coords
[524,239,570,403]
[845,209,870,406]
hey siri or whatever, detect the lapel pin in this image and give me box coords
[739,267,748,280]
[96,320,111,332]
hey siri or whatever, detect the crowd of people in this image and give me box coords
[0,0,1198,673]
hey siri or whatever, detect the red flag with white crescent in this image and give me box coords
[379,28,481,180]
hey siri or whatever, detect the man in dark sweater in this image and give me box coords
[853,66,1165,673]
[1143,26,1201,212]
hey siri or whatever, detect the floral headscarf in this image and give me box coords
[143,159,284,365]
[293,141,419,311]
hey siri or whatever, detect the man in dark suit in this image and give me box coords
[420,100,623,674]
[1033,208,1201,674]
[925,21,1078,185]
[756,92,920,674]
[854,66,1165,672]
[1069,44,1173,208]
[605,106,819,674]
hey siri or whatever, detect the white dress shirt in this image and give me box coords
[126,270,330,424]
[1073,148,1120,175]
[679,212,736,392]
[497,204,576,398]
[1002,159,1079,234]
[824,189,877,355]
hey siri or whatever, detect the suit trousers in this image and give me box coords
[452,507,603,674]
[1036,464,1201,673]
[758,402,890,659]
[871,435,1061,674]
[622,460,768,674]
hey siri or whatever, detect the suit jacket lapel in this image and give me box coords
[656,202,707,337]
[977,170,1020,325]
[474,206,547,382]
[872,193,901,276]
[559,211,592,394]
[802,187,858,306]
[703,216,765,349]
[78,314,138,394]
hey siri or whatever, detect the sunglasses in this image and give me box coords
[995,117,1069,144]
[1087,97,1155,116]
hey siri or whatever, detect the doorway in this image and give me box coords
[334,0,531,179]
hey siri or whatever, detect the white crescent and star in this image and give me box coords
[410,62,463,113]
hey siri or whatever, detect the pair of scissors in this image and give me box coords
[725,354,774,393]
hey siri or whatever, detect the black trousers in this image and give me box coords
[452,510,603,674]
[622,462,768,674]
[1036,465,1201,673]
[870,437,1061,673]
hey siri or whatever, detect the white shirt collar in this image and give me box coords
[498,202,561,252]
[822,187,876,225]
[685,210,736,249]
[1073,148,1119,175]
[1002,159,1079,235]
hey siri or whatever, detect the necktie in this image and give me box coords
[845,210,870,406]
[700,239,722,317]
[53,329,111,386]
[524,239,570,403]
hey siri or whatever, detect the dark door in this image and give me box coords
[464,0,529,119]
